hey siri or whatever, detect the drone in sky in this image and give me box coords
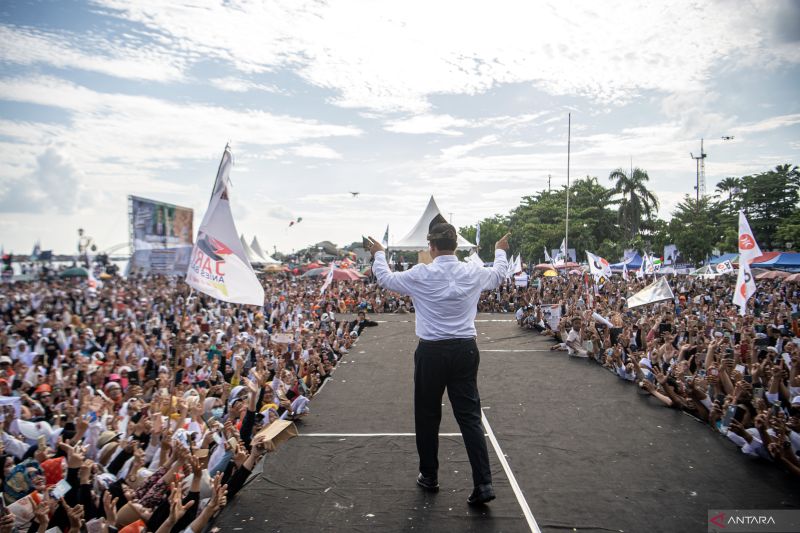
[721,136,735,140]
[350,191,360,198]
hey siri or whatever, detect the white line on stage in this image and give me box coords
[481,411,541,533]
[301,432,470,437]
[481,349,552,352]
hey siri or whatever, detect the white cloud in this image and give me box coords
[0,24,185,82]
[92,1,799,112]
[384,114,471,136]
[209,77,284,94]
[291,144,342,159]
[0,147,84,213]
[0,75,361,183]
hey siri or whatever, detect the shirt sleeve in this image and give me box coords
[478,249,509,291]
[372,251,418,297]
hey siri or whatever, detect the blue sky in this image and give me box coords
[1,0,799,255]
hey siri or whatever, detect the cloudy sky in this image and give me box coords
[1,0,799,255]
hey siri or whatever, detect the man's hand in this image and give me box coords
[367,237,384,257]
[495,232,511,252]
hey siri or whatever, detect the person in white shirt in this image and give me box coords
[368,220,509,506]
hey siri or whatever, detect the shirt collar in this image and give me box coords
[432,254,458,263]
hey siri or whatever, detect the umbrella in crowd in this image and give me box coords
[58,267,89,278]
[301,267,365,281]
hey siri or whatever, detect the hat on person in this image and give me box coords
[0,356,11,365]
[228,385,247,406]
[34,384,51,395]
[791,395,800,406]
[766,346,778,353]
[97,430,120,449]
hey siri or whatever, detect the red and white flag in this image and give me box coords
[732,259,756,316]
[738,211,762,265]
[186,146,265,306]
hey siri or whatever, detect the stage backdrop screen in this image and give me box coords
[129,195,194,275]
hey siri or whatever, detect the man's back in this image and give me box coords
[372,251,507,340]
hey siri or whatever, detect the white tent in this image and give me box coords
[240,234,263,265]
[250,236,280,264]
[392,196,475,251]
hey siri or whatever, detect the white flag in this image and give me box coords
[732,259,756,316]
[544,247,552,263]
[738,211,763,265]
[644,253,656,275]
[622,262,629,281]
[320,263,335,294]
[475,223,481,247]
[627,277,675,309]
[506,254,517,278]
[715,260,734,274]
[381,225,389,248]
[586,251,612,282]
[513,254,522,274]
[186,146,265,306]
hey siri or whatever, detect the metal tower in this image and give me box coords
[691,138,707,201]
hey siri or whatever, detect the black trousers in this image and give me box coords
[414,337,491,487]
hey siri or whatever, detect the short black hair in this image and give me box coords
[427,221,457,252]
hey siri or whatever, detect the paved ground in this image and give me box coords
[216,313,799,533]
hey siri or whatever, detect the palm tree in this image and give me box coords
[715,176,742,201]
[608,167,659,239]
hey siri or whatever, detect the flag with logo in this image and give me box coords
[381,225,389,248]
[186,146,265,306]
[644,253,656,275]
[732,259,756,316]
[715,260,734,274]
[626,277,675,309]
[622,261,629,281]
[320,263,335,294]
[738,210,762,265]
[586,251,612,284]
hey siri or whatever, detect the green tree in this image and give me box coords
[739,164,799,249]
[459,215,510,262]
[608,167,660,239]
[668,196,723,263]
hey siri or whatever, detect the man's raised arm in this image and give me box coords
[368,237,417,297]
[479,232,511,291]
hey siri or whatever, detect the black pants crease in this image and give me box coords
[413,338,491,487]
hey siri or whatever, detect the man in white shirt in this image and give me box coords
[368,220,509,506]
[566,317,588,357]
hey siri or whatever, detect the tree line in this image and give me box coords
[459,164,800,265]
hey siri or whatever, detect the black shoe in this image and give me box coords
[467,483,495,506]
[416,473,439,492]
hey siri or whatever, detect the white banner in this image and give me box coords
[541,304,561,331]
[186,147,265,306]
[627,277,675,309]
[715,260,734,274]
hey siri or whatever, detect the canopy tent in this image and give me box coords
[239,234,263,265]
[250,236,280,264]
[610,253,643,271]
[391,196,475,251]
[710,253,738,266]
[752,252,800,271]
[756,270,791,280]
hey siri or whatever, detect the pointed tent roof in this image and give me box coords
[250,236,280,264]
[240,234,262,265]
[392,196,475,251]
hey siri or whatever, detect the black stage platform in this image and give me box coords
[215,314,799,533]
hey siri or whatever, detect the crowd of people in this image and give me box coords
[1,258,797,533]
[514,272,800,478]
[0,272,387,533]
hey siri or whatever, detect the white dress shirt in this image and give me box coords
[372,249,508,341]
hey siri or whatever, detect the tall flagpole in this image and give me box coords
[565,113,571,264]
